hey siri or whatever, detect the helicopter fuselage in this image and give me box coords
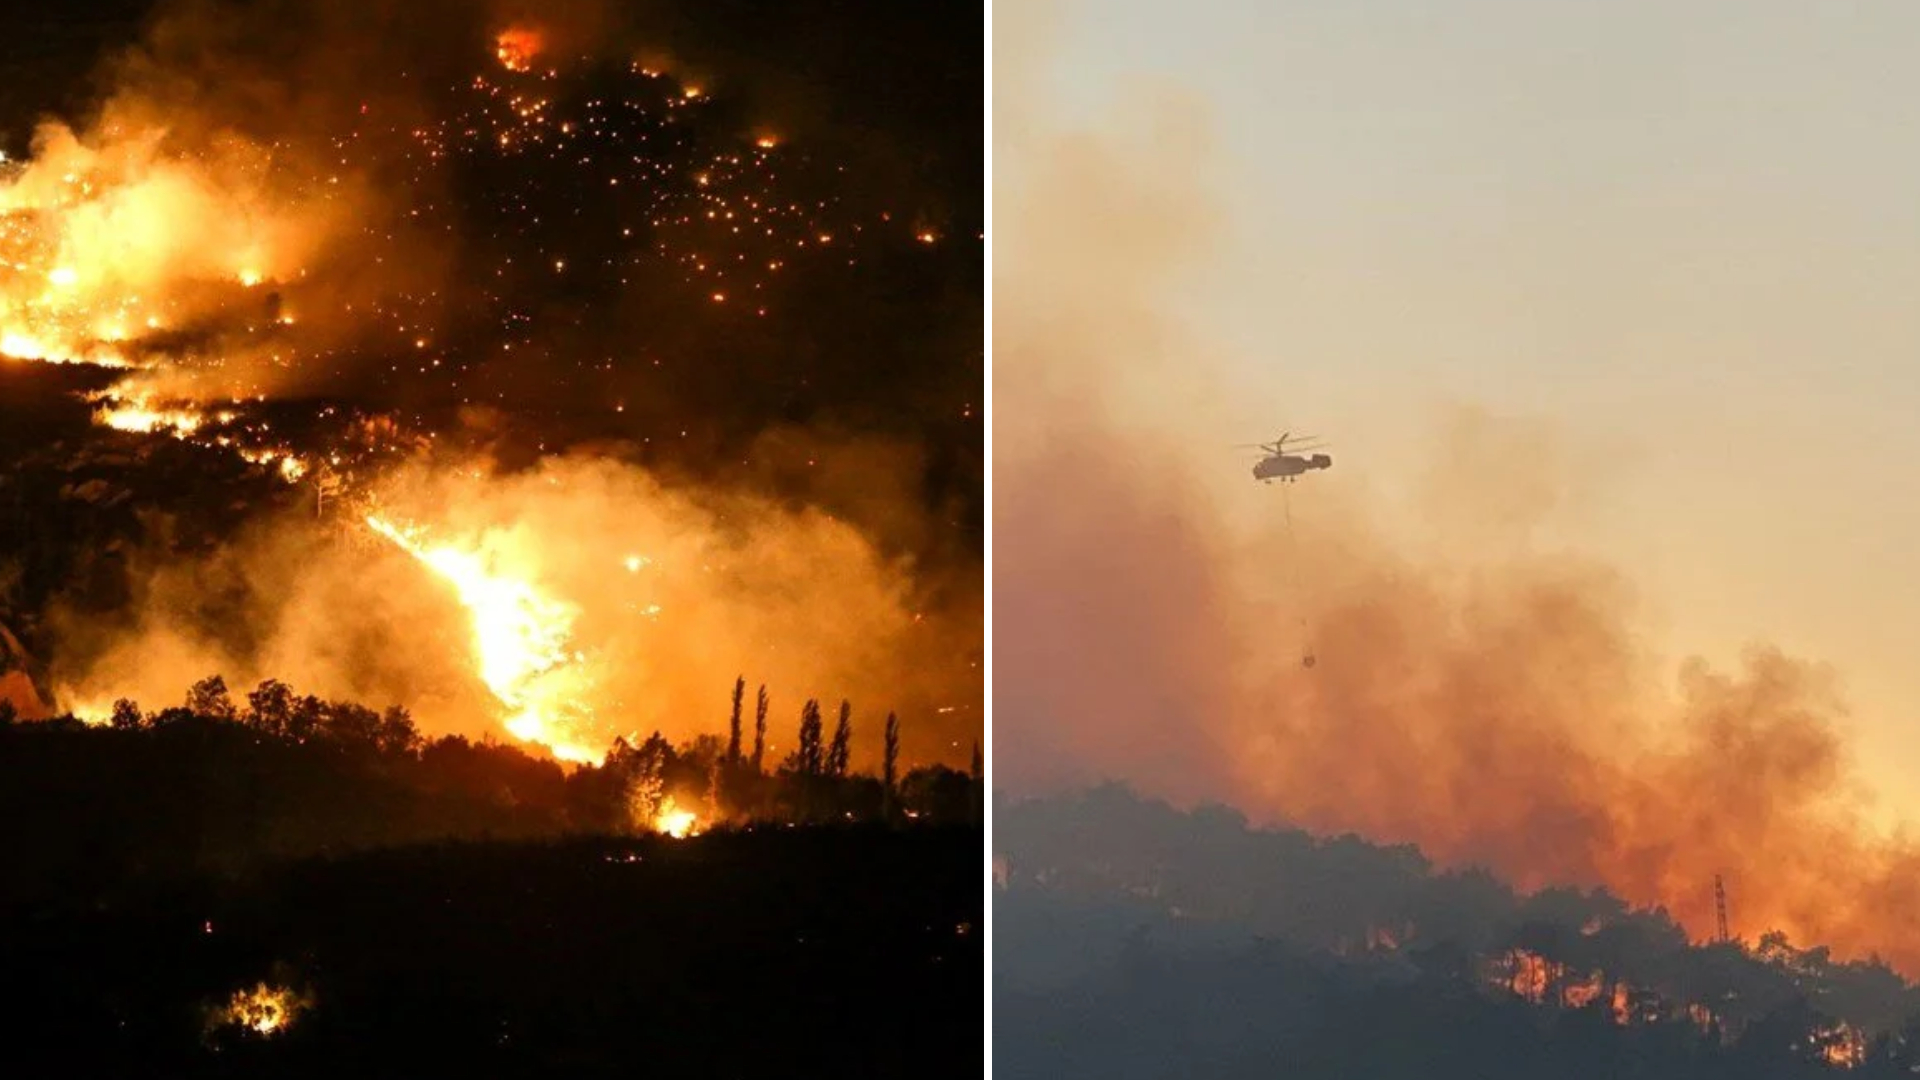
[1253,452,1331,482]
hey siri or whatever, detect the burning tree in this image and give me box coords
[613,734,672,832]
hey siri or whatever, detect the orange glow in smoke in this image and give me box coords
[495,28,543,73]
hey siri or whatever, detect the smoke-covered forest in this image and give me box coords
[996,785,1920,1079]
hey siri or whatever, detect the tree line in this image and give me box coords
[0,673,981,909]
[996,784,1920,1079]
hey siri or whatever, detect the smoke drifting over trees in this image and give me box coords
[994,3,1920,971]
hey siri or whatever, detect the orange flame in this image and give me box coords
[365,514,604,764]
[209,982,306,1037]
[653,795,698,838]
[495,28,543,73]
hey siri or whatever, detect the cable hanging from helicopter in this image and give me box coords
[1232,432,1331,668]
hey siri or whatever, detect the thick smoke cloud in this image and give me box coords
[994,7,1920,971]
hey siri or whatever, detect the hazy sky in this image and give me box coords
[1016,0,1920,816]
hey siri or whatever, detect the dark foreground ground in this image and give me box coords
[0,825,982,1078]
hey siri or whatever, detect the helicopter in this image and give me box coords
[1235,432,1331,484]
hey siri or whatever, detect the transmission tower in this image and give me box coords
[1713,874,1730,944]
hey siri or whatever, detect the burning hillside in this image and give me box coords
[0,0,980,769]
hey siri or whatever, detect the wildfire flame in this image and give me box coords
[496,28,543,73]
[0,110,340,371]
[210,982,305,1037]
[365,514,604,763]
[93,394,208,435]
[654,795,697,838]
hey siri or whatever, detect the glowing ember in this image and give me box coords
[210,982,305,1037]
[495,28,542,73]
[1817,1022,1868,1068]
[365,514,603,763]
[237,446,311,482]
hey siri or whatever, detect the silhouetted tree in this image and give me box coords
[185,674,235,721]
[686,733,726,767]
[325,701,383,746]
[286,694,326,742]
[376,705,420,756]
[900,765,972,822]
[110,697,142,730]
[883,712,900,792]
[970,741,982,781]
[827,700,852,778]
[0,698,14,728]
[726,676,744,763]
[883,711,900,821]
[784,699,823,776]
[752,684,768,772]
[246,679,294,735]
